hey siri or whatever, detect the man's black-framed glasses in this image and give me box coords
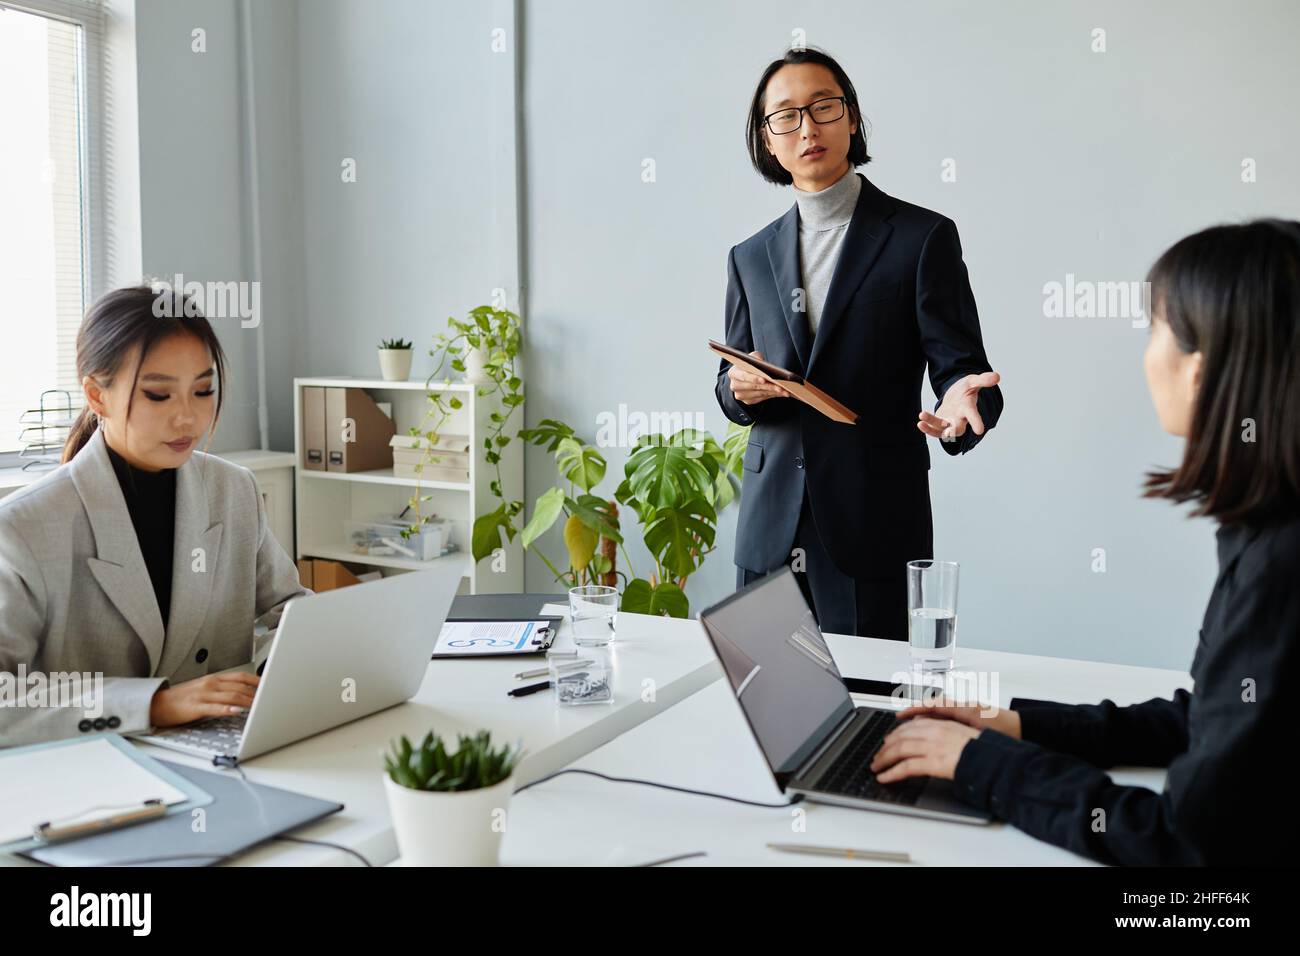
[764,96,847,135]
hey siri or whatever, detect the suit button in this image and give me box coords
[78,718,92,733]
[92,718,107,731]
[195,648,209,664]
[107,716,121,729]
[794,457,804,469]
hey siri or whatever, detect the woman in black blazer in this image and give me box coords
[715,47,1002,639]
[870,219,1300,865]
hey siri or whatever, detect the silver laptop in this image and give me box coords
[699,567,993,825]
[136,565,462,764]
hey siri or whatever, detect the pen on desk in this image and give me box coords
[508,680,551,697]
[516,659,592,680]
[36,799,168,843]
[767,842,911,863]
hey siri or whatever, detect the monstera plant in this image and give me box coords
[476,419,749,618]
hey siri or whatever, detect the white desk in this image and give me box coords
[4,620,1192,867]
[3,608,718,867]
[501,634,1193,866]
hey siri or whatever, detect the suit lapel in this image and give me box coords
[70,429,224,677]
[805,174,895,378]
[157,456,223,676]
[765,204,812,373]
[71,429,166,673]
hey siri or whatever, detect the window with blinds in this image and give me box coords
[0,0,104,461]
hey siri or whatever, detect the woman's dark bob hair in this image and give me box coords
[62,284,228,464]
[1143,218,1300,525]
[746,46,871,186]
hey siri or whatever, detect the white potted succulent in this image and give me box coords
[377,337,413,381]
[381,729,523,866]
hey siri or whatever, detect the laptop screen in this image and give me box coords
[699,568,854,784]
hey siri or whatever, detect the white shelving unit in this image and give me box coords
[215,448,297,559]
[292,376,523,594]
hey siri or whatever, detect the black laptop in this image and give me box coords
[699,567,993,825]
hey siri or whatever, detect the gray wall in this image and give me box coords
[128,0,1300,668]
[135,0,261,450]
[294,0,509,399]
[519,0,1300,668]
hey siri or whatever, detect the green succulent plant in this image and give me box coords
[382,729,523,792]
[379,337,413,350]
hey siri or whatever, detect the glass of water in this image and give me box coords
[907,560,959,673]
[568,585,618,647]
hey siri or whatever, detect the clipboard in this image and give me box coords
[431,616,564,659]
[0,733,213,854]
[709,339,858,424]
[22,760,344,867]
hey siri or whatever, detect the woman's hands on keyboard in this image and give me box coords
[894,698,1022,740]
[869,717,979,783]
[869,698,1020,783]
[148,672,260,727]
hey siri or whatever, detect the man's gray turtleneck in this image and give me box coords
[792,166,862,338]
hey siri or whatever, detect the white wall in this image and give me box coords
[294,0,510,388]
[519,0,1300,667]
[134,0,261,450]
[126,0,1300,667]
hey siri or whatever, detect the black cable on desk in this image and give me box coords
[91,769,786,866]
[273,834,373,866]
[224,761,374,867]
[85,762,374,867]
[636,851,708,866]
[515,767,805,809]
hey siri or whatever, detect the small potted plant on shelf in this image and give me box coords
[377,337,414,381]
[381,729,524,866]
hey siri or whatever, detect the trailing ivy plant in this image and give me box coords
[401,305,525,545]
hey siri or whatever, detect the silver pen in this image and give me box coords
[767,842,911,863]
[516,659,592,680]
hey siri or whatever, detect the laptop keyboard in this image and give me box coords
[149,714,247,755]
[817,710,927,805]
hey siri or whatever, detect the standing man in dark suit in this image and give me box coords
[715,47,1003,640]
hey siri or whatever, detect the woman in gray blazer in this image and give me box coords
[0,286,310,746]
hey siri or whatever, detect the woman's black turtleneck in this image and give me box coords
[105,440,177,628]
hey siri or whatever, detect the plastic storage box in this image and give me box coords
[345,516,449,561]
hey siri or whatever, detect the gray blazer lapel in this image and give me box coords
[805,174,896,378]
[70,429,166,673]
[766,203,813,373]
[157,456,223,675]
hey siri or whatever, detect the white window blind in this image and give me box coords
[0,0,104,461]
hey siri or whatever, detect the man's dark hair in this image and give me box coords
[746,46,871,186]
